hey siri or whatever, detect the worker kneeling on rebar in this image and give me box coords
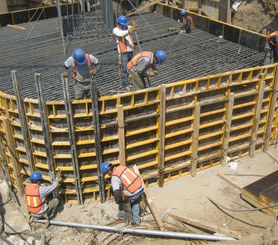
[62,48,101,99]
[25,171,62,225]
[127,50,166,90]
[101,162,145,226]
[264,31,278,65]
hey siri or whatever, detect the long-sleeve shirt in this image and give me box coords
[34,177,59,215]
[113,25,135,54]
[130,56,157,75]
[63,54,101,82]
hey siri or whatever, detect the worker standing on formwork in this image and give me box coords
[127,50,166,90]
[265,31,278,64]
[62,48,101,99]
[101,162,145,226]
[113,15,137,91]
[25,171,61,225]
[180,10,194,33]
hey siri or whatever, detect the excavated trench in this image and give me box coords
[0,11,264,100]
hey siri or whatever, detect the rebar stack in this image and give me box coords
[0,12,264,100]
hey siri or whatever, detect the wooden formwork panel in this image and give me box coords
[0,64,277,202]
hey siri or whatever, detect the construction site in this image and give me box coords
[0,0,277,244]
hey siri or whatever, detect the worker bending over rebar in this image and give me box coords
[127,50,166,90]
[62,48,101,99]
[113,15,137,91]
[101,162,145,226]
[180,10,194,33]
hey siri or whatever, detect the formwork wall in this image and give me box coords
[0,4,277,204]
[0,64,277,203]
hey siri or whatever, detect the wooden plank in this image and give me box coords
[158,85,166,187]
[117,104,126,166]
[133,165,165,231]
[6,24,26,31]
[221,93,234,166]
[264,65,278,152]
[249,81,265,157]
[191,102,200,177]
[217,172,242,191]
[169,212,241,239]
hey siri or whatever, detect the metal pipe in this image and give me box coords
[34,219,235,241]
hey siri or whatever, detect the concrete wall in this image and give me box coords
[0,0,8,13]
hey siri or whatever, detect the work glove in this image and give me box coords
[90,69,97,76]
[128,21,137,33]
[62,71,69,77]
[56,168,62,182]
[146,70,159,77]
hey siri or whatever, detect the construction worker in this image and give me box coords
[113,15,137,91]
[180,9,194,33]
[265,31,278,64]
[127,50,167,90]
[101,162,144,225]
[25,171,61,222]
[62,48,101,99]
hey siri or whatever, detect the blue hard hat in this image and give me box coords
[72,48,87,65]
[155,50,167,64]
[117,15,128,27]
[180,9,187,16]
[101,162,111,175]
[30,171,42,181]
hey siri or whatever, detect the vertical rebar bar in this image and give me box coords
[11,70,35,173]
[61,75,83,204]
[90,77,105,203]
[56,0,66,55]
[34,73,57,197]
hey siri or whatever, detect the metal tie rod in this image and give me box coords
[34,219,235,241]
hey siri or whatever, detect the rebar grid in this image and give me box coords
[0,12,264,100]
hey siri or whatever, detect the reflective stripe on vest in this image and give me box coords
[72,54,91,80]
[183,16,194,28]
[25,183,43,213]
[112,166,143,194]
[127,51,153,70]
[267,31,278,46]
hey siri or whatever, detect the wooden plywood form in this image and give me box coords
[241,170,278,214]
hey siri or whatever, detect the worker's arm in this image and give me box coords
[113,189,122,204]
[39,177,59,202]
[62,56,74,76]
[111,176,123,204]
[113,27,130,37]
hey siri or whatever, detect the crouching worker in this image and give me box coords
[25,171,61,223]
[101,162,144,226]
[127,50,167,90]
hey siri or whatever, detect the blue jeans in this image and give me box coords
[118,189,144,225]
[121,52,134,86]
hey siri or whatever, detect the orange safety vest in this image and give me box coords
[72,54,91,80]
[25,183,43,213]
[116,25,135,53]
[183,16,194,29]
[112,166,143,194]
[267,31,278,46]
[127,51,153,70]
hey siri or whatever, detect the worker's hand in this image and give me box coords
[90,69,97,76]
[147,70,159,77]
[62,71,69,77]
[130,20,137,30]
[56,168,62,182]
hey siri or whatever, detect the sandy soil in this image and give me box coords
[2,146,278,244]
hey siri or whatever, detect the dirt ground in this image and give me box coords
[232,0,278,33]
[1,145,278,245]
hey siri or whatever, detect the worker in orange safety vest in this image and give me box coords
[266,31,278,63]
[113,15,137,91]
[101,162,144,225]
[180,9,194,33]
[127,50,167,90]
[62,48,101,99]
[25,171,61,222]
